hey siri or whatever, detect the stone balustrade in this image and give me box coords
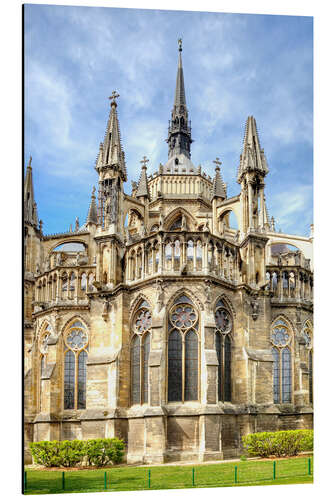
[125,231,240,285]
[266,266,313,303]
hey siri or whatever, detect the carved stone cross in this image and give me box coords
[213,157,222,168]
[140,156,149,168]
[109,91,120,104]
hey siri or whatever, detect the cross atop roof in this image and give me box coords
[140,156,149,168]
[109,91,120,104]
[213,157,222,169]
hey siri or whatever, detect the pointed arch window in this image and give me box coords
[215,300,232,402]
[63,320,88,410]
[130,301,152,405]
[39,323,51,412]
[170,217,182,231]
[168,295,199,402]
[271,318,292,403]
[302,320,313,405]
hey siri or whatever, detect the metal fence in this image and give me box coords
[24,457,313,494]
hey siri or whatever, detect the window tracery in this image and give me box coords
[130,300,152,405]
[302,320,313,404]
[214,300,232,402]
[271,317,292,403]
[168,295,199,402]
[63,319,88,410]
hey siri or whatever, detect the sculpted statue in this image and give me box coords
[181,214,187,231]
[159,213,164,229]
[156,279,165,312]
[250,294,259,320]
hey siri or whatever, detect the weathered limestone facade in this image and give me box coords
[24,41,313,465]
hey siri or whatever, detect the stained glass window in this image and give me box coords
[64,350,75,409]
[168,296,199,402]
[224,335,232,401]
[168,330,182,402]
[78,351,87,409]
[271,318,292,404]
[131,335,140,404]
[272,347,280,404]
[215,302,232,402]
[143,334,150,403]
[215,332,222,402]
[185,330,198,401]
[131,301,151,405]
[282,347,291,403]
[170,217,182,230]
[64,320,88,410]
[309,350,313,404]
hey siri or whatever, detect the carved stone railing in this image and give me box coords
[34,265,96,306]
[124,231,240,285]
[266,266,313,304]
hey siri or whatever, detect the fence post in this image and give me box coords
[104,471,107,490]
[234,465,238,484]
[192,468,195,486]
[62,471,65,490]
[148,469,151,488]
[24,470,27,492]
[308,458,311,475]
[273,461,276,480]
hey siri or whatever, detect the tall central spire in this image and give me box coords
[166,39,192,160]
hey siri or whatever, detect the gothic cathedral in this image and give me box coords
[24,41,313,465]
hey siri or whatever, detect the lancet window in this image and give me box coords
[302,320,313,404]
[39,323,51,411]
[130,300,152,405]
[63,320,89,410]
[214,300,232,401]
[271,318,292,403]
[167,295,199,402]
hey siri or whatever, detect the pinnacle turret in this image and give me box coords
[166,39,192,160]
[24,156,39,227]
[136,156,150,200]
[95,92,127,181]
[86,186,98,225]
[237,116,269,183]
[211,157,227,200]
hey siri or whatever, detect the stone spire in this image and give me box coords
[237,116,269,183]
[24,156,38,227]
[136,156,150,200]
[211,157,227,200]
[95,91,127,181]
[166,39,192,160]
[86,186,98,225]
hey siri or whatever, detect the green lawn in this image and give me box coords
[24,456,313,494]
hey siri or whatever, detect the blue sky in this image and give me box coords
[24,4,313,236]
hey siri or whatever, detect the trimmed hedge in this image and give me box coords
[29,438,125,468]
[242,429,313,458]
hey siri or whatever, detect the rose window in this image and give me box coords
[215,307,232,333]
[271,320,290,347]
[170,304,197,329]
[65,328,88,350]
[134,309,152,333]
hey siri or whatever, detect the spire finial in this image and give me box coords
[28,155,32,168]
[140,155,149,169]
[92,186,96,197]
[213,157,222,170]
[108,90,120,106]
[178,38,182,52]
